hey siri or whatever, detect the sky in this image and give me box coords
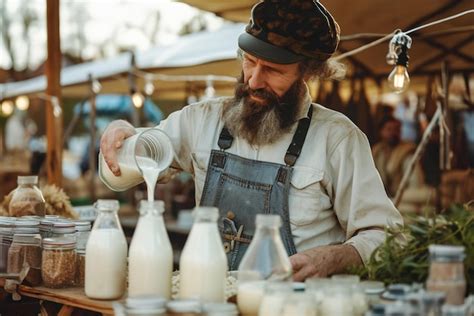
[0,0,225,71]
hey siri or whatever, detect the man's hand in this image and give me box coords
[99,120,136,176]
[289,244,363,281]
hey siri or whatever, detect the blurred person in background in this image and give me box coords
[372,116,435,213]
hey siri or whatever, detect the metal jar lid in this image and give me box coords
[203,303,238,315]
[51,220,76,234]
[42,237,76,250]
[126,296,167,315]
[429,244,465,262]
[167,299,201,313]
[14,219,40,234]
[75,220,91,232]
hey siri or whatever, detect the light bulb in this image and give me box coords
[132,92,145,108]
[15,95,30,111]
[388,65,410,93]
[1,100,14,116]
[92,79,102,94]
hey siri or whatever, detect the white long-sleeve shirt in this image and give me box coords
[157,91,403,264]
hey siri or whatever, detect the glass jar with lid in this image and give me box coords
[280,292,317,316]
[42,237,76,288]
[85,199,127,300]
[426,245,466,305]
[0,217,14,273]
[237,214,292,316]
[359,281,385,307]
[7,233,42,286]
[123,296,167,316]
[320,283,354,316]
[259,281,293,316]
[203,302,238,316]
[8,176,45,217]
[75,220,91,251]
[167,299,202,316]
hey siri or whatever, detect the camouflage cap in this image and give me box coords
[238,0,340,64]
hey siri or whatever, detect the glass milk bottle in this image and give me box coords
[129,200,173,298]
[179,207,228,303]
[85,200,128,300]
[237,214,292,316]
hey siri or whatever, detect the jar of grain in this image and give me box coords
[42,237,76,288]
[8,176,45,217]
[426,245,466,305]
[75,249,85,287]
[7,233,42,286]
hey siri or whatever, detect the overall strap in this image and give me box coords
[284,105,313,166]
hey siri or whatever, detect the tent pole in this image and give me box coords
[128,52,140,126]
[88,74,97,202]
[45,0,62,186]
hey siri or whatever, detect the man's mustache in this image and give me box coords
[237,83,280,104]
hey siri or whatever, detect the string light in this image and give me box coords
[132,91,145,108]
[15,95,30,111]
[92,79,102,94]
[1,100,14,116]
[387,32,412,93]
[144,74,155,96]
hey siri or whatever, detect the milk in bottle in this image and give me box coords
[179,207,228,303]
[85,200,128,299]
[128,200,173,298]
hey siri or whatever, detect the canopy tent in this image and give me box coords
[181,0,474,78]
[0,24,246,100]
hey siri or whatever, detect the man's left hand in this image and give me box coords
[289,244,363,282]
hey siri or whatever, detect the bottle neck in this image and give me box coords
[95,209,121,230]
[253,225,280,239]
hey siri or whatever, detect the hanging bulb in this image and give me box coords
[92,79,102,94]
[15,95,30,111]
[203,79,215,100]
[132,91,145,108]
[386,32,411,94]
[1,100,14,116]
[388,65,410,93]
[144,74,155,96]
[51,96,62,117]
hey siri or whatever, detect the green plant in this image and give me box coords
[350,203,474,294]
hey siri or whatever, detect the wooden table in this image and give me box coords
[0,278,117,316]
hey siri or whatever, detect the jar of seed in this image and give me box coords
[75,249,86,287]
[7,232,42,286]
[426,245,466,305]
[42,237,76,288]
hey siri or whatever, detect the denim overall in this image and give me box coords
[200,106,313,270]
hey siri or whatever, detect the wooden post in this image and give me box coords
[45,0,62,186]
[128,52,140,126]
[88,75,97,202]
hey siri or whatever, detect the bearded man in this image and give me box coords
[100,0,403,280]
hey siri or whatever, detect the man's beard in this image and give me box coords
[222,74,306,146]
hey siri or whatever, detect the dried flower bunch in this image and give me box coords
[0,184,78,219]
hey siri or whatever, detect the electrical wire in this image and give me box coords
[332,9,474,62]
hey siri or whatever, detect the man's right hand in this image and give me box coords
[100,120,136,176]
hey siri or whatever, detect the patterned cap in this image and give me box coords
[238,0,340,64]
